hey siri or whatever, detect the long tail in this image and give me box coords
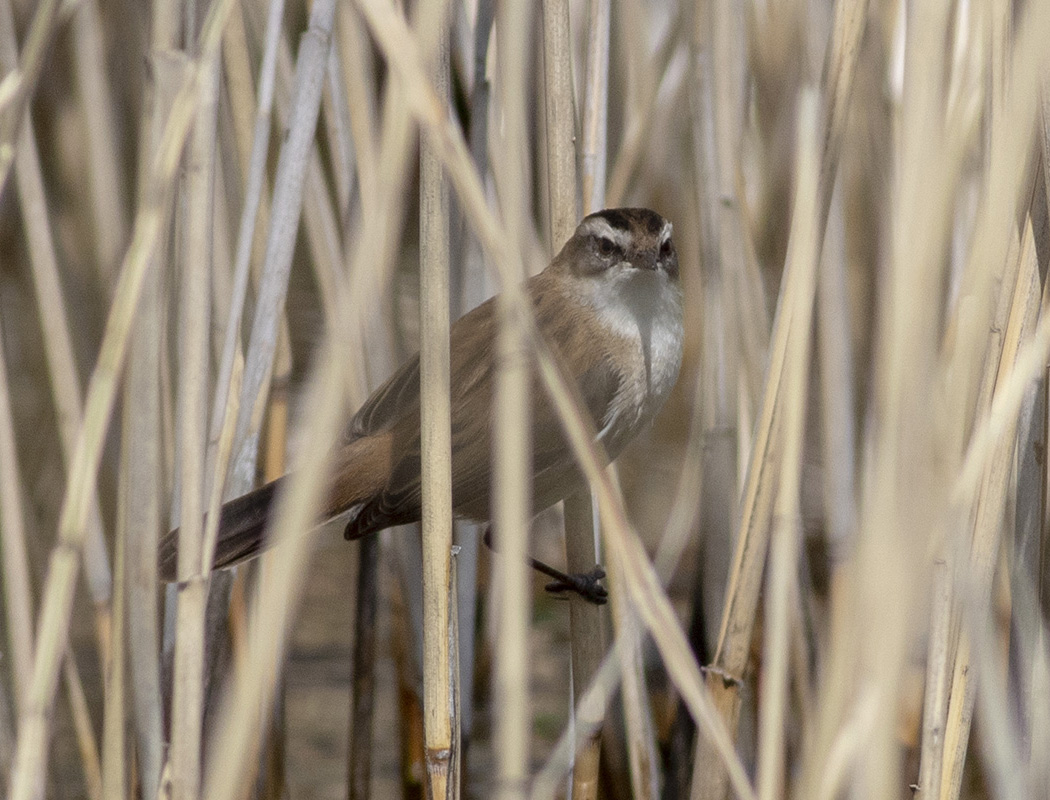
[158,478,283,582]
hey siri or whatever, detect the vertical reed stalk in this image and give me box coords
[419,0,456,795]
[494,0,533,796]
[170,51,218,800]
[754,88,821,800]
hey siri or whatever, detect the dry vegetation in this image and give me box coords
[1,0,1049,798]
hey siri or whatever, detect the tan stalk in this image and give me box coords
[124,3,180,797]
[493,0,533,797]
[102,437,130,800]
[754,89,821,800]
[419,0,456,794]
[170,52,218,800]
[939,222,1042,799]
[70,0,129,287]
[542,0,608,794]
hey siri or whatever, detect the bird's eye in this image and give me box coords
[659,239,673,258]
[597,237,617,257]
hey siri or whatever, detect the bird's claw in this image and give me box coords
[545,566,608,605]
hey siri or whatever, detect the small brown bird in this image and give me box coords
[159,208,682,589]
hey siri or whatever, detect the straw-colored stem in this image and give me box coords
[0,312,34,721]
[123,10,180,796]
[492,1,533,797]
[70,0,129,286]
[542,0,609,794]
[580,0,609,215]
[102,452,129,800]
[754,88,821,800]
[7,1,237,794]
[607,542,660,800]
[419,0,455,794]
[170,51,218,800]
[939,221,1042,800]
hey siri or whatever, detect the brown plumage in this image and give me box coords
[158,208,681,581]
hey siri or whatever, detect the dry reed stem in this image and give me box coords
[70,0,129,286]
[122,6,180,797]
[580,0,609,216]
[938,221,1042,799]
[687,9,742,794]
[62,656,102,800]
[541,0,607,794]
[754,88,821,800]
[0,306,35,719]
[419,0,456,793]
[102,446,129,800]
[493,0,533,796]
[607,539,660,800]
[0,0,114,663]
[7,0,237,794]
[816,187,857,562]
[335,3,379,217]
[122,253,165,800]
[169,52,219,800]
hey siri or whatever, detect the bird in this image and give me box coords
[159,208,683,598]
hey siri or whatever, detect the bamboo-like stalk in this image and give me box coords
[0,0,114,669]
[938,223,1042,800]
[541,0,607,795]
[102,444,129,800]
[169,50,218,800]
[6,1,238,794]
[580,0,609,217]
[70,0,130,287]
[0,314,34,726]
[493,0,533,797]
[124,7,180,796]
[754,88,821,800]
[63,655,103,800]
[334,3,379,219]
[685,2,742,791]
[419,0,456,795]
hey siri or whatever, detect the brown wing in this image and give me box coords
[343,273,623,538]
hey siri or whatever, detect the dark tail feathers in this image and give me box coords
[158,478,283,582]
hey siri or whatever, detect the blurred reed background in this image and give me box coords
[1,0,1049,798]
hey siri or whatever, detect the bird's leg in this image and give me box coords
[481,525,607,606]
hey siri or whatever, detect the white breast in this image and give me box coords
[587,270,684,456]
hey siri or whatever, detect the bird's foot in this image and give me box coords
[545,566,608,606]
